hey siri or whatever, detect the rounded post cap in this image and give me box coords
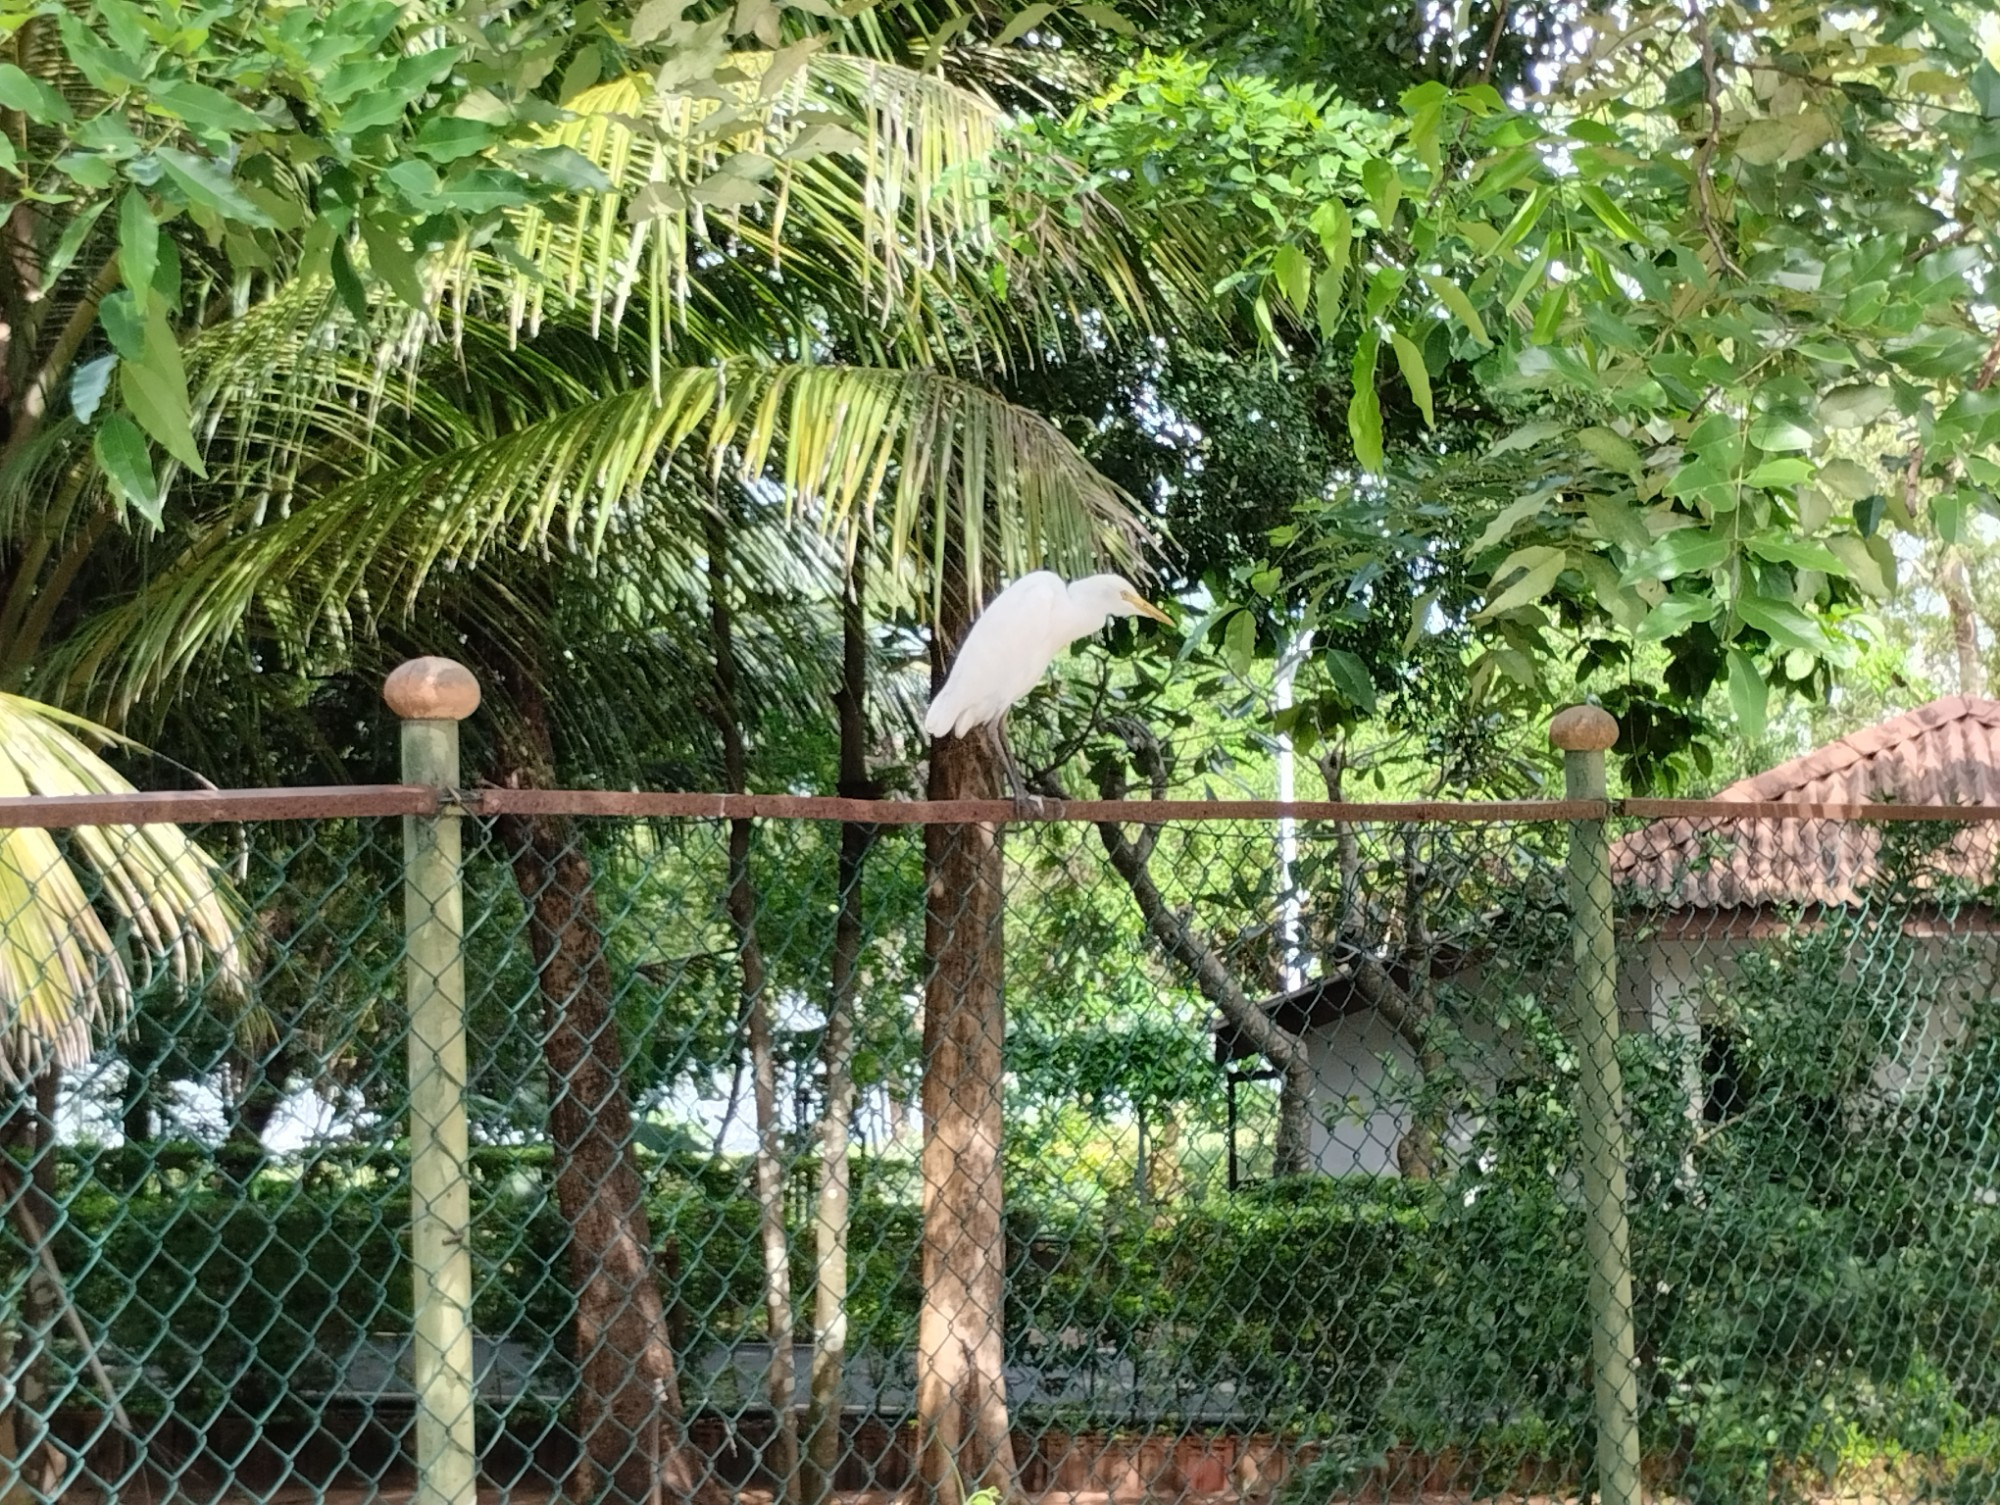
[384,657,481,721]
[1549,704,1619,752]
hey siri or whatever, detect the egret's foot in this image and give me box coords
[1010,791,1051,821]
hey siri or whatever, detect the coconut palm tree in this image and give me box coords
[18,9,1210,1495]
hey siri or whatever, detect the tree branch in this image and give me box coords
[0,255,121,479]
[1689,4,1744,280]
[1034,752,1315,1172]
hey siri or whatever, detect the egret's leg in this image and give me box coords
[989,718,1046,820]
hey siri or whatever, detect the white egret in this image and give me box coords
[925,571,1173,810]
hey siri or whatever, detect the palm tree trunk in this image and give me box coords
[804,552,873,1505]
[492,673,702,1505]
[705,505,798,1504]
[917,553,1016,1505]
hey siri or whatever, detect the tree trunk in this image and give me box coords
[1392,830,1444,1180]
[804,551,874,1505]
[493,675,702,1505]
[917,560,1016,1505]
[704,506,798,1505]
[1938,546,1986,696]
[4,1072,64,1500]
[730,816,798,1504]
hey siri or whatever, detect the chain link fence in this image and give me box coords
[4,753,2000,1502]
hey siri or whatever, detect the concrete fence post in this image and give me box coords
[387,657,482,1505]
[1552,704,1642,1505]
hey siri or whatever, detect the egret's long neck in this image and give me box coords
[1054,590,1109,646]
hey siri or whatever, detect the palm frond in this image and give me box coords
[0,695,249,1086]
[55,360,1145,714]
[480,54,1154,370]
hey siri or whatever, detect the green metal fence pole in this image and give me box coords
[386,658,482,1505]
[1552,705,1642,1505]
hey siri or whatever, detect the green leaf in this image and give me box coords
[1324,649,1377,713]
[329,234,371,324]
[1933,489,1966,545]
[1073,2,1137,34]
[559,43,603,103]
[1309,198,1352,263]
[1529,282,1567,344]
[1826,534,1894,597]
[117,188,158,306]
[146,80,270,135]
[1747,412,1814,452]
[1405,91,1443,178]
[1582,495,1651,554]
[1820,383,1894,430]
[1222,607,1255,678]
[1424,272,1489,346]
[1577,554,1648,632]
[1390,329,1434,427]
[414,117,497,162]
[1636,593,1720,641]
[381,158,443,210]
[55,152,116,190]
[1272,244,1310,316]
[1473,494,1549,553]
[1576,425,1642,479]
[360,216,426,309]
[42,199,108,289]
[336,47,463,134]
[1576,183,1644,242]
[92,413,161,524]
[154,147,278,227]
[1744,457,1814,488]
[511,145,614,192]
[1490,419,1564,456]
[437,166,532,214]
[0,63,75,125]
[1734,594,1826,656]
[690,174,771,210]
[1348,333,1383,473]
[631,0,695,43]
[119,301,204,474]
[1361,157,1400,229]
[1746,536,1844,572]
[993,3,1056,45]
[97,290,146,361]
[93,0,151,59]
[1403,590,1438,652]
[1733,110,1836,166]
[69,354,115,423]
[1631,528,1729,582]
[1476,545,1565,620]
[1364,264,1407,320]
[1726,649,1767,740]
[1816,458,1876,501]
[54,11,138,94]
[1314,264,1345,341]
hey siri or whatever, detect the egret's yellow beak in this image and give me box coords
[1124,592,1174,625]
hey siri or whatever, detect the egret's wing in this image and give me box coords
[924,572,1070,737]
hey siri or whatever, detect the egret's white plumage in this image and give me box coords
[925,571,1171,742]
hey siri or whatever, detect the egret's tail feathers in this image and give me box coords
[922,703,954,738]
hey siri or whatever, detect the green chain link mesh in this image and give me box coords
[3,805,1998,1503]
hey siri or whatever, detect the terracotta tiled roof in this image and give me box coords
[1611,697,2000,909]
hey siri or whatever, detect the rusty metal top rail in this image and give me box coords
[7,785,2000,828]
